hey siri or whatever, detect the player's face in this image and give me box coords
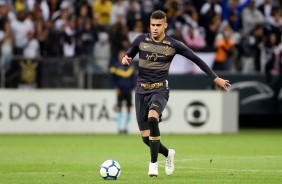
[150,18,167,41]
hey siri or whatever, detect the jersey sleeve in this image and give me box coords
[175,40,218,79]
[125,34,143,58]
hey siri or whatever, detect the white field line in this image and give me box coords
[180,167,282,173]
[179,169,282,173]
[158,156,282,173]
[159,155,281,164]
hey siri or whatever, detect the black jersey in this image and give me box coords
[126,33,217,94]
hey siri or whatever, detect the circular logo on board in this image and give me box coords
[184,101,209,127]
[161,105,171,122]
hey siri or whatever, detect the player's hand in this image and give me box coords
[214,77,231,92]
[121,55,132,66]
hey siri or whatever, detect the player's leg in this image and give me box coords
[149,90,175,176]
[147,90,169,161]
[115,92,123,134]
[148,110,160,164]
[140,129,159,176]
[136,92,174,176]
[135,93,158,176]
[142,136,168,157]
[124,92,132,134]
[145,91,167,177]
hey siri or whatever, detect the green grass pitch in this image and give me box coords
[0,129,282,184]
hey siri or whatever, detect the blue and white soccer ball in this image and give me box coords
[99,160,121,180]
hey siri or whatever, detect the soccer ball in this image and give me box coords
[99,160,121,180]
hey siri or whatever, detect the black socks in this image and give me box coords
[142,136,169,157]
[148,117,161,163]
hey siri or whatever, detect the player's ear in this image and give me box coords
[165,23,168,29]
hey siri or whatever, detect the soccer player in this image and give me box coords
[121,10,231,177]
[110,50,136,134]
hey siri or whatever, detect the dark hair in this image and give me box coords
[150,10,167,21]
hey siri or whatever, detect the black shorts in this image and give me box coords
[135,90,169,131]
[117,92,132,108]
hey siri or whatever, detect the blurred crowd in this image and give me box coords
[0,0,282,77]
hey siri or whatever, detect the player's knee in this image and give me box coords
[142,136,149,146]
[148,117,160,137]
[148,109,159,118]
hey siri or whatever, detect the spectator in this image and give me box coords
[200,0,222,31]
[62,18,76,58]
[213,23,235,71]
[239,24,264,73]
[47,0,60,19]
[44,19,63,57]
[164,0,183,28]
[170,22,185,43]
[0,21,13,72]
[77,19,98,56]
[258,0,273,19]
[264,33,281,82]
[93,32,110,72]
[265,7,282,45]
[92,0,112,30]
[110,0,128,26]
[0,1,10,31]
[128,20,143,44]
[140,0,154,32]
[221,0,252,32]
[74,0,92,22]
[215,21,241,71]
[53,2,71,31]
[241,0,264,34]
[76,3,93,23]
[215,21,241,45]
[23,30,40,59]
[126,0,141,31]
[109,21,130,66]
[9,10,34,55]
[205,13,222,47]
[27,0,50,21]
[35,19,48,56]
[183,26,206,51]
[182,7,205,39]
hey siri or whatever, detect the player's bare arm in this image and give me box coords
[214,77,231,92]
[121,55,132,66]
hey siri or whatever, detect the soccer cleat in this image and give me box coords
[165,149,175,175]
[148,162,158,177]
